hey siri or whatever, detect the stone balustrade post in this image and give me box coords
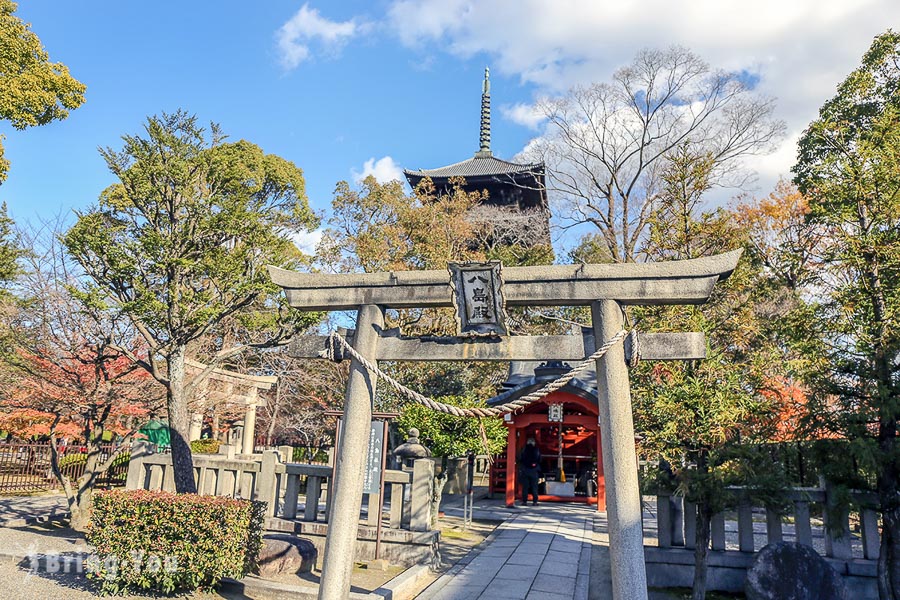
[410,458,434,532]
[824,481,853,559]
[793,500,813,547]
[656,494,672,548]
[125,440,153,490]
[258,450,280,517]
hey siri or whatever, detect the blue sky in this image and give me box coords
[2,0,897,253]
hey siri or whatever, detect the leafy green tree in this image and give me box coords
[0,202,22,286]
[792,30,900,600]
[64,111,319,493]
[634,148,789,600]
[396,394,507,459]
[0,0,85,183]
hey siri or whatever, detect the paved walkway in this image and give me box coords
[419,502,599,600]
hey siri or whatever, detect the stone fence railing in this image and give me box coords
[656,486,880,559]
[124,441,435,533]
[650,486,880,597]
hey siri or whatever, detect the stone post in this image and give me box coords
[189,412,203,441]
[242,390,259,454]
[592,300,648,600]
[258,450,280,517]
[410,458,434,532]
[125,440,154,490]
[319,304,383,600]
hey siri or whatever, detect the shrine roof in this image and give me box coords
[486,361,598,408]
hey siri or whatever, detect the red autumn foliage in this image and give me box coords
[0,347,157,442]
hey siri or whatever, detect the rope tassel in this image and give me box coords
[324,329,635,418]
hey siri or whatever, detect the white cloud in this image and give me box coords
[352,156,405,184]
[276,4,362,70]
[501,102,545,130]
[385,0,898,184]
[290,229,324,255]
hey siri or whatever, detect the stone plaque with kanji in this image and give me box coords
[449,261,508,337]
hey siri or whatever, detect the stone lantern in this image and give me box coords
[393,428,431,469]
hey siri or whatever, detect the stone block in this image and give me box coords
[745,542,849,600]
[257,534,317,578]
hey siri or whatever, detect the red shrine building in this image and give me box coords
[488,360,606,510]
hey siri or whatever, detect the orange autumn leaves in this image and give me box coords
[0,348,153,440]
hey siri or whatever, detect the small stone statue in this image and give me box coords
[393,428,431,469]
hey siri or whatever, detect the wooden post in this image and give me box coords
[596,428,606,511]
[505,425,516,507]
[592,300,648,600]
[318,304,382,600]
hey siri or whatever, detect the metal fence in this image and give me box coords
[0,442,129,494]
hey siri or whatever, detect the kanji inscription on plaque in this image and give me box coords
[448,261,508,337]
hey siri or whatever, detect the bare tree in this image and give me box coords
[220,341,346,450]
[3,220,162,530]
[467,204,552,258]
[527,46,785,262]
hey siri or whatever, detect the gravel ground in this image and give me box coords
[0,497,499,600]
[0,493,69,525]
[0,522,228,600]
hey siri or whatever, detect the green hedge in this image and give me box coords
[58,451,130,470]
[87,489,264,595]
[189,439,222,454]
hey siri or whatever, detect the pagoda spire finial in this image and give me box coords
[478,66,491,156]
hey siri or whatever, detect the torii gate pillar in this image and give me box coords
[318,304,383,600]
[594,299,647,599]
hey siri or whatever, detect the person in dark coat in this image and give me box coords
[519,437,542,506]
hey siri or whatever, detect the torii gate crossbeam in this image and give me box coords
[269,250,741,600]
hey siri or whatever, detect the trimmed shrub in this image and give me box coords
[56,451,130,482]
[87,489,264,595]
[58,451,131,469]
[291,446,329,464]
[189,438,222,454]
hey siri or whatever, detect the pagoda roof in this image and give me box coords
[404,153,544,181]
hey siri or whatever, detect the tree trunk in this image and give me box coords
[68,487,93,532]
[692,502,712,600]
[212,406,220,441]
[167,345,197,494]
[859,222,900,600]
[431,456,449,528]
[876,429,900,600]
[68,439,103,532]
[692,449,712,600]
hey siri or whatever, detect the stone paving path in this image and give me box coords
[418,502,596,600]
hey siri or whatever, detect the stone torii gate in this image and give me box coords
[184,359,277,454]
[269,250,741,600]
